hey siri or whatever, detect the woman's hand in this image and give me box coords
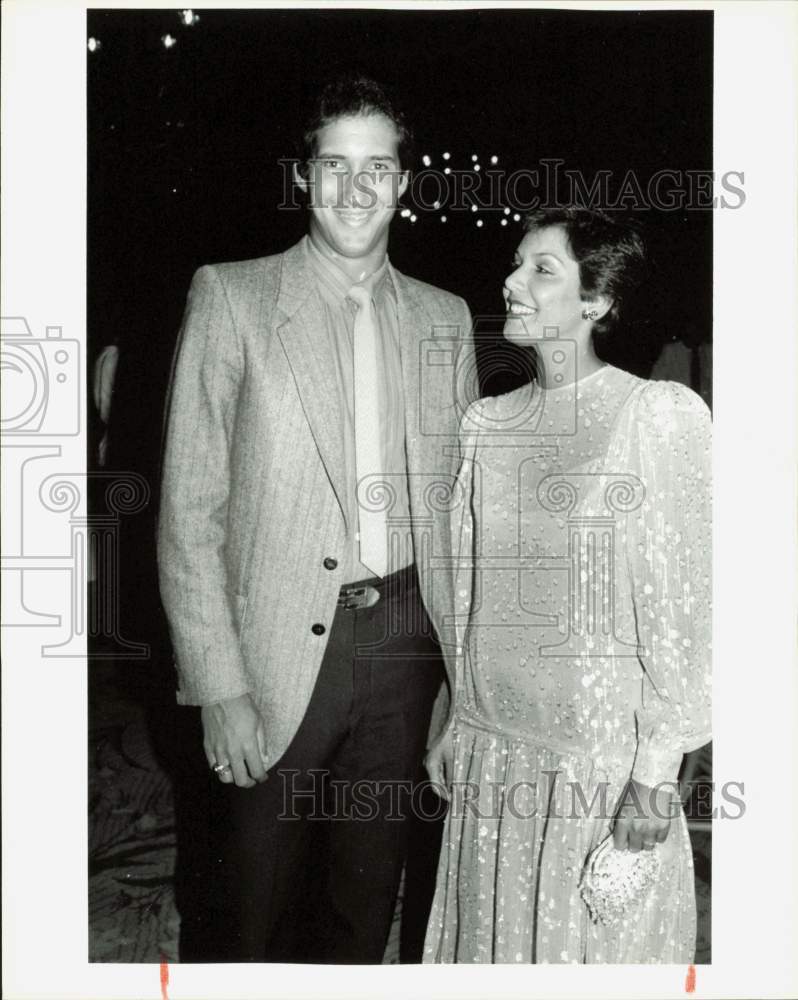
[425,727,455,801]
[613,778,676,852]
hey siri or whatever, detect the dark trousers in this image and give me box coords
[207,565,445,963]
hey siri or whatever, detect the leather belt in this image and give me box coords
[336,564,416,611]
[337,584,381,610]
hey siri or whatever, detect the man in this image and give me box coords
[158,75,475,963]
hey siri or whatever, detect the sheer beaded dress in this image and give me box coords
[424,364,712,964]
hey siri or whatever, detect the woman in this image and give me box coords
[424,207,711,963]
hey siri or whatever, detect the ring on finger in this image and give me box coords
[212,762,231,775]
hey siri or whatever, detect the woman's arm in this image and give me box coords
[615,380,712,848]
[425,398,483,797]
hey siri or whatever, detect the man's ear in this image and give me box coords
[293,161,310,194]
[396,169,409,201]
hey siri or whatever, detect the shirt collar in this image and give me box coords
[304,235,392,308]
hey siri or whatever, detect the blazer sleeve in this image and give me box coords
[157,265,252,706]
[455,297,479,412]
[424,296,478,750]
[627,381,712,788]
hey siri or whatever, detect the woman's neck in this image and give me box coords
[534,341,605,389]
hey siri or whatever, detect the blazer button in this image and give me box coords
[323,557,338,571]
[311,623,326,636]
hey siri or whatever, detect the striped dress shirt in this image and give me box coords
[304,236,414,581]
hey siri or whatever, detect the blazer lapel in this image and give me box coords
[392,265,457,517]
[392,267,458,474]
[392,267,426,468]
[274,240,349,526]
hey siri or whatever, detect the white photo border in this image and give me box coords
[2,1,796,998]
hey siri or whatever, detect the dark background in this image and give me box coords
[87,8,713,960]
[89,7,713,482]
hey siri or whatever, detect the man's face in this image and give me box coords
[299,113,408,262]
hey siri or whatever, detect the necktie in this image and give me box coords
[348,283,388,579]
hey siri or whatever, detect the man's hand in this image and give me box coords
[202,693,269,788]
[613,778,675,852]
[425,727,455,801]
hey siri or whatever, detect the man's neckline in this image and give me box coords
[305,234,389,286]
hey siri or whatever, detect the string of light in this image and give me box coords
[88,9,199,52]
[401,152,522,227]
[87,28,522,224]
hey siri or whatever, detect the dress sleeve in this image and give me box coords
[627,380,712,788]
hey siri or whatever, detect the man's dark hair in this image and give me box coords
[298,74,414,175]
[523,206,647,337]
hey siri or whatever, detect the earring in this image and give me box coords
[582,308,598,321]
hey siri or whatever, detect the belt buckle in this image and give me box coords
[339,584,380,610]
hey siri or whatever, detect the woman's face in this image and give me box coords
[502,225,595,345]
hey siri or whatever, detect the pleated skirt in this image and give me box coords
[423,711,696,964]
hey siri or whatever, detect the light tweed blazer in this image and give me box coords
[158,238,476,765]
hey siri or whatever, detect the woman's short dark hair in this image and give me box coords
[523,206,646,336]
[298,74,414,176]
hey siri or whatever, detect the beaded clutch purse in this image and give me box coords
[579,834,662,926]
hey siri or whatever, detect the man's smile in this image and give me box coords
[333,209,376,228]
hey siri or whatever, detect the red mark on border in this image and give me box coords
[159,956,170,1000]
[685,963,696,993]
